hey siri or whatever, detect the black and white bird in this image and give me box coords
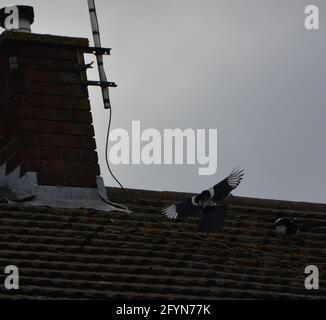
[273,217,323,236]
[162,167,244,234]
[274,218,300,235]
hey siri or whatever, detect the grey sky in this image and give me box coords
[6,0,326,203]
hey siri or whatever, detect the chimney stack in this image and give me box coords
[0,6,116,211]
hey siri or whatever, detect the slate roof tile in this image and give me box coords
[0,187,325,299]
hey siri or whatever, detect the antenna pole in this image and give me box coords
[87,0,111,109]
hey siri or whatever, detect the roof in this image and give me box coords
[0,187,325,300]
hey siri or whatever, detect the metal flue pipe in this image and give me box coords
[87,0,111,109]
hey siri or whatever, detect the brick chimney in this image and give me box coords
[0,18,117,210]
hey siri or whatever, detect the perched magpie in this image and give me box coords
[273,217,322,235]
[274,217,300,235]
[162,167,244,234]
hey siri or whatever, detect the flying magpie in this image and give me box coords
[162,167,244,234]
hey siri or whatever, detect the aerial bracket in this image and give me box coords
[83,46,112,55]
[86,80,117,88]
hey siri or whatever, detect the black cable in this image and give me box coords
[105,106,129,205]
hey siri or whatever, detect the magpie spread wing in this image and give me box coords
[210,167,244,203]
[193,167,244,205]
[162,197,200,220]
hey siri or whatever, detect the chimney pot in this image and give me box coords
[0,5,34,33]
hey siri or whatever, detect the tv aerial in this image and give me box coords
[87,0,117,109]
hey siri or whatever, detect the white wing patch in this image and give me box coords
[227,167,244,189]
[162,204,178,219]
[208,188,215,198]
[191,196,200,206]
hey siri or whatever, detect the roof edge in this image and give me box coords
[107,187,326,213]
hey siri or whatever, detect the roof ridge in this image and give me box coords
[107,187,326,213]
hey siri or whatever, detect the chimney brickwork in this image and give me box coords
[0,32,101,188]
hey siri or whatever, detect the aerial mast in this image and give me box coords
[87,0,116,109]
[86,0,127,205]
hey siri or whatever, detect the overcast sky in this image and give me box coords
[6,0,326,203]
